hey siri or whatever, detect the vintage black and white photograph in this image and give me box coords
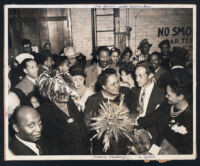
[4,4,196,160]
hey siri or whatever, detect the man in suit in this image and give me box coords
[9,106,43,155]
[149,52,167,82]
[131,61,165,123]
[15,59,39,96]
[38,51,53,76]
[85,46,110,89]
[132,72,193,154]
[133,39,152,65]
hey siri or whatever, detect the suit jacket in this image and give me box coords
[131,84,165,119]
[9,137,37,155]
[154,66,167,81]
[15,76,35,96]
[85,63,99,88]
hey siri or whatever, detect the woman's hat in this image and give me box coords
[69,64,86,77]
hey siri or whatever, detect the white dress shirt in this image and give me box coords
[15,135,39,155]
[139,82,154,117]
[97,63,108,75]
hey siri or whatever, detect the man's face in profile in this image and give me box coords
[14,107,42,142]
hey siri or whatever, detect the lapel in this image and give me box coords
[91,64,98,82]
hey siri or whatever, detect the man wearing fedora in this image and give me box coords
[133,39,152,65]
[64,46,80,67]
[158,39,172,70]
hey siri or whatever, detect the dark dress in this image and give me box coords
[144,103,193,154]
[38,98,90,155]
[84,87,136,154]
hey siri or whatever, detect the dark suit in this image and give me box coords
[131,84,165,118]
[9,137,37,155]
[154,66,167,81]
[15,76,35,96]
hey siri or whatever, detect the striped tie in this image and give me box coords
[137,88,146,114]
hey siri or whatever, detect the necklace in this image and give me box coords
[170,104,188,118]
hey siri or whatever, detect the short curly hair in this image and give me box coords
[98,68,117,89]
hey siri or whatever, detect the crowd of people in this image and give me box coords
[7,38,193,155]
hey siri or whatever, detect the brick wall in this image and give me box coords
[120,8,193,55]
[71,8,93,60]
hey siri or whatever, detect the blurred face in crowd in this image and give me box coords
[111,51,120,65]
[73,75,85,90]
[150,54,161,70]
[44,43,51,50]
[59,60,69,73]
[135,66,153,88]
[13,106,42,142]
[124,52,131,63]
[140,44,150,55]
[55,94,70,103]
[23,44,32,53]
[166,85,183,105]
[161,44,170,56]
[68,57,77,67]
[120,70,129,84]
[97,50,110,68]
[30,96,40,109]
[24,60,38,79]
[102,74,120,96]
[44,57,53,68]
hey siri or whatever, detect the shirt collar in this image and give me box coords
[171,65,184,70]
[42,65,49,70]
[97,63,108,75]
[27,76,36,84]
[142,82,154,92]
[155,66,160,73]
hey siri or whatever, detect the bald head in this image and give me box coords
[11,106,42,142]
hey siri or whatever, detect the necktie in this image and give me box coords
[36,143,43,155]
[137,88,146,114]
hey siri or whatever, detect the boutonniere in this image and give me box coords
[67,118,74,124]
[171,123,188,135]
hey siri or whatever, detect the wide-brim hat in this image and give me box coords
[158,39,170,49]
[64,46,80,58]
[137,39,152,50]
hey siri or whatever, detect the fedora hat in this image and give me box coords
[138,39,152,50]
[64,46,80,58]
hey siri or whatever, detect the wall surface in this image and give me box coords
[71,8,93,60]
[119,8,193,55]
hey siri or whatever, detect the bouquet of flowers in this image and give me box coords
[89,95,137,152]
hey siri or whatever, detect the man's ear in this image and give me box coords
[23,68,28,74]
[148,73,154,80]
[102,85,106,90]
[178,94,184,101]
[12,124,19,133]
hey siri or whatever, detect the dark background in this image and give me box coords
[0,0,199,166]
